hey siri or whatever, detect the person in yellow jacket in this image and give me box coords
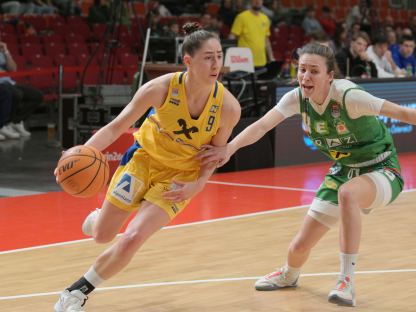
[54,22,241,312]
[230,0,275,68]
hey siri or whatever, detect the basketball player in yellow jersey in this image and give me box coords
[54,23,241,312]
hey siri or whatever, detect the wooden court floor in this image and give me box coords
[1,153,416,311]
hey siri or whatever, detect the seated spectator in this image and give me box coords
[164,19,179,38]
[33,0,57,15]
[0,0,21,15]
[391,35,416,76]
[333,24,349,54]
[367,32,405,78]
[319,6,336,37]
[88,0,109,24]
[0,83,15,140]
[0,34,43,138]
[336,31,377,78]
[218,0,236,28]
[302,5,323,36]
[149,1,171,17]
[269,0,290,26]
[346,0,373,33]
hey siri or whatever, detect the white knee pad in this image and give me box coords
[361,171,392,214]
[308,198,339,228]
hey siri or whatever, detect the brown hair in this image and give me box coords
[181,22,219,57]
[298,42,335,73]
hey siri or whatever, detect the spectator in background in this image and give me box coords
[0,0,21,15]
[33,0,57,15]
[346,0,373,33]
[218,0,236,28]
[269,0,290,26]
[387,29,399,54]
[302,5,323,36]
[391,35,416,76]
[0,84,14,140]
[367,32,405,78]
[336,31,378,78]
[148,1,171,17]
[0,35,43,138]
[88,0,109,24]
[164,18,179,38]
[234,0,247,15]
[319,6,337,37]
[333,24,349,53]
[230,0,275,69]
[409,16,416,39]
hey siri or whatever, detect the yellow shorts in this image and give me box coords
[106,144,199,219]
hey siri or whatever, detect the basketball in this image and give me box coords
[56,145,109,198]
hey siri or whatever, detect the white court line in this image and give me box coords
[207,180,316,192]
[1,269,416,300]
[1,188,415,255]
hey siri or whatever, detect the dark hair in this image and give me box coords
[181,22,219,57]
[372,32,388,45]
[298,43,335,73]
[400,35,415,44]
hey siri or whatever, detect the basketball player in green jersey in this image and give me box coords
[198,43,416,307]
[54,23,241,312]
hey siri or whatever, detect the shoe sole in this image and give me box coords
[255,284,297,291]
[328,294,355,307]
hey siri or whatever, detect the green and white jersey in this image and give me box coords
[274,79,396,166]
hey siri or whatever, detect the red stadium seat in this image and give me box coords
[44,42,67,56]
[27,54,54,68]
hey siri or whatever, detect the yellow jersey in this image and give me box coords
[231,10,271,67]
[134,72,224,171]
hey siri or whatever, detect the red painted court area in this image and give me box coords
[1,153,415,252]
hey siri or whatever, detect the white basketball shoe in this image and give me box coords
[81,208,100,237]
[54,289,88,312]
[328,275,356,306]
[255,267,299,291]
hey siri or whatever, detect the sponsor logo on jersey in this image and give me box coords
[329,150,351,160]
[169,98,180,106]
[331,103,341,118]
[173,119,199,139]
[313,138,324,147]
[342,134,357,144]
[326,137,342,147]
[335,120,349,134]
[315,121,329,134]
[111,173,143,205]
[171,88,179,97]
[324,178,338,190]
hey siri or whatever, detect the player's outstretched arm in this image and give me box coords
[85,74,173,151]
[380,100,416,125]
[198,108,285,166]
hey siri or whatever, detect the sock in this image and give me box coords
[284,264,301,281]
[67,267,105,295]
[340,253,358,280]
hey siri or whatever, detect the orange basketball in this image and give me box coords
[56,145,109,198]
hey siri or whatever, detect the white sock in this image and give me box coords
[84,266,105,288]
[284,264,301,281]
[340,253,357,280]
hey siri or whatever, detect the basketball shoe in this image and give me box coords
[254,267,299,291]
[81,208,100,237]
[54,289,88,312]
[328,275,356,306]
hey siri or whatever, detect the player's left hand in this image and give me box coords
[162,179,203,203]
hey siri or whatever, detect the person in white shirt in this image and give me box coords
[366,32,405,78]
